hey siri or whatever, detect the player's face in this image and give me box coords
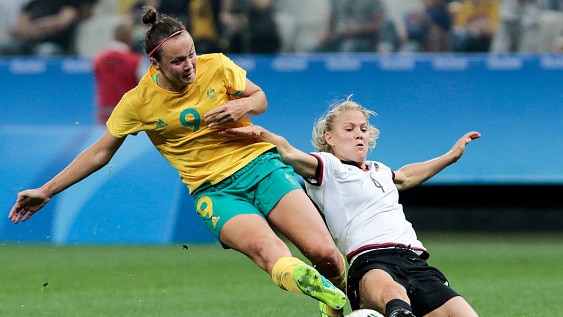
[153,32,197,91]
[325,110,369,166]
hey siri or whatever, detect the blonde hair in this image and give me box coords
[311,97,380,153]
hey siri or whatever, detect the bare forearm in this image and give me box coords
[257,127,319,178]
[244,89,267,116]
[9,132,123,223]
[249,126,294,162]
[395,131,480,190]
[396,152,458,190]
[40,147,111,197]
[222,125,318,177]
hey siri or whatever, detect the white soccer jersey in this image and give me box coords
[304,152,426,260]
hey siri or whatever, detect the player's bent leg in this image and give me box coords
[267,189,346,277]
[358,269,410,314]
[219,213,293,273]
[268,189,348,314]
[220,214,346,310]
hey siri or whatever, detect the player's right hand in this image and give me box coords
[9,189,51,224]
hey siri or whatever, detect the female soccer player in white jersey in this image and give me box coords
[8,6,347,316]
[221,97,481,317]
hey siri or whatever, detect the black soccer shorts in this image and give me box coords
[347,247,460,316]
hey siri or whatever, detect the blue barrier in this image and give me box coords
[1,54,562,244]
[0,126,215,244]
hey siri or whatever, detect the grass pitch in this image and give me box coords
[1,232,562,316]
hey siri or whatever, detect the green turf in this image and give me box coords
[1,232,562,316]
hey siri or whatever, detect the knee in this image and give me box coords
[246,235,293,270]
[306,243,340,262]
[381,285,409,302]
[360,270,409,308]
[304,245,344,275]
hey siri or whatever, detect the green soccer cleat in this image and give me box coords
[319,302,344,317]
[293,264,347,310]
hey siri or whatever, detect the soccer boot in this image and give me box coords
[293,264,347,310]
[319,301,344,317]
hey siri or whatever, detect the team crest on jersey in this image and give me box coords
[206,88,217,103]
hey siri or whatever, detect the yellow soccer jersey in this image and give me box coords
[107,53,274,193]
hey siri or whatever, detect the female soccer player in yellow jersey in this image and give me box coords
[8,6,347,316]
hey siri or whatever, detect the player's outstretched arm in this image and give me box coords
[394,131,481,191]
[8,131,125,224]
[220,125,319,179]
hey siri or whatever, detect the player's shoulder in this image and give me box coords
[197,53,228,63]
[196,53,231,73]
[312,152,337,164]
[313,152,343,172]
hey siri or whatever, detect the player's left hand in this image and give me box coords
[205,100,248,128]
[458,130,481,147]
[450,131,481,159]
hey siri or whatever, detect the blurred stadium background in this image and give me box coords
[1,0,562,245]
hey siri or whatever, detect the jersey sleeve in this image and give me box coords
[106,89,144,138]
[304,153,324,186]
[218,53,247,96]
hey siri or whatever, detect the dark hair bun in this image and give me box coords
[142,6,158,25]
